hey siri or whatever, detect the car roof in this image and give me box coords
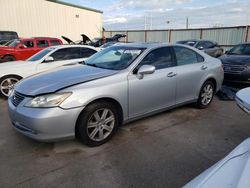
[20,37,61,40]
[113,42,171,49]
[47,44,98,50]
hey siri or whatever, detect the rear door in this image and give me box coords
[173,46,208,104]
[128,47,177,118]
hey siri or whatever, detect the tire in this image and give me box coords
[196,81,215,109]
[0,75,22,98]
[76,101,120,147]
[3,55,16,62]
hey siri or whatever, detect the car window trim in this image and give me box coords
[172,45,205,66]
[132,46,177,74]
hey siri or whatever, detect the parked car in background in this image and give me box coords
[0,37,63,63]
[0,45,98,97]
[220,43,250,85]
[0,31,18,45]
[8,43,223,146]
[236,87,250,114]
[176,40,224,57]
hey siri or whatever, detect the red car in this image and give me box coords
[0,37,62,62]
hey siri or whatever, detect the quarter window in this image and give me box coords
[37,40,49,48]
[174,46,204,66]
[137,47,174,70]
[50,40,61,46]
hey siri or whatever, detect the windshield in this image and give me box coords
[85,46,145,70]
[6,39,20,47]
[228,44,250,55]
[27,48,54,61]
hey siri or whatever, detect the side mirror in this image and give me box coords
[43,56,54,63]
[225,50,229,54]
[197,46,204,50]
[137,65,156,80]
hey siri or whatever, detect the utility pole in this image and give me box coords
[144,15,147,30]
[150,13,152,30]
[186,16,189,29]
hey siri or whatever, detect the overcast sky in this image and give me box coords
[63,0,250,30]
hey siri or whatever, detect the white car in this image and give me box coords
[0,45,98,97]
[184,138,250,188]
[184,88,250,188]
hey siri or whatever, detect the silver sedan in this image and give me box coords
[8,43,224,146]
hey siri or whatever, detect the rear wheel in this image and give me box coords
[76,101,120,146]
[3,55,16,62]
[197,81,215,109]
[0,75,22,98]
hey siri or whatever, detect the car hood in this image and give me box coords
[220,55,250,65]
[15,64,118,96]
[184,138,250,188]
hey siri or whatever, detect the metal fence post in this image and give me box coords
[168,29,171,43]
[245,25,249,42]
[200,29,203,40]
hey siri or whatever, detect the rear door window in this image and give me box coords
[37,40,49,48]
[173,46,204,66]
[50,47,81,61]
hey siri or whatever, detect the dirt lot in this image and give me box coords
[1,97,250,188]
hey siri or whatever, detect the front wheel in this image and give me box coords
[0,75,21,98]
[3,55,16,62]
[76,101,120,147]
[197,81,215,109]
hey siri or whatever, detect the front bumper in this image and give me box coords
[8,97,84,142]
[224,72,250,84]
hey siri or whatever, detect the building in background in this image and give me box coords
[0,0,103,41]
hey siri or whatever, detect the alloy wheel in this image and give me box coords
[87,108,115,142]
[0,78,19,97]
[201,84,214,106]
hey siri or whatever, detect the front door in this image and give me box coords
[128,47,177,118]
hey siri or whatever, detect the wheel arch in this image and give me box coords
[75,97,124,137]
[3,54,16,59]
[205,77,217,92]
[0,74,23,80]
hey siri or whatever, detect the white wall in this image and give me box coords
[0,0,103,41]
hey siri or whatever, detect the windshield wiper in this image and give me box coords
[85,63,98,67]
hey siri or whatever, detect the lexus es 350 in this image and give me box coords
[8,43,224,146]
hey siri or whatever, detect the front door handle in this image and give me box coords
[201,65,208,70]
[167,72,177,77]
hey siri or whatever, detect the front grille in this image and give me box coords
[223,63,247,74]
[11,91,25,107]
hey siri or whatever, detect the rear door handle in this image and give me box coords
[201,65,208,70]
[167,72,177,77]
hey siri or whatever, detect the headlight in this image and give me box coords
[25,92,72,108]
